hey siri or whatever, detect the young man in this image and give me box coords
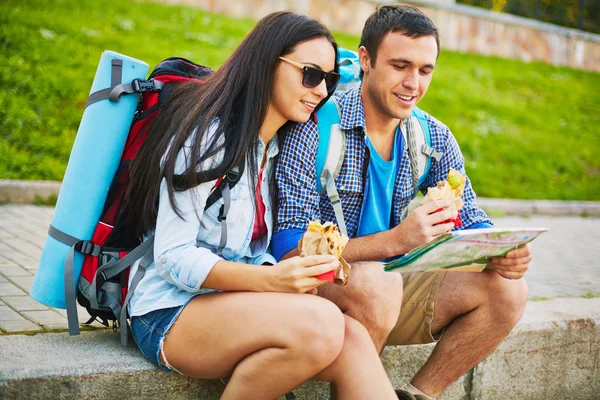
[273,5,532,400]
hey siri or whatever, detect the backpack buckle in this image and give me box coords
[226,166,240,182]
[421,144,443,162]
[77,241,100,256]
[99,251,120,268]
[131,78,158,93]
[217,205,227,222]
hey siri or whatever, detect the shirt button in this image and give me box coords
[160,258,166,264]
[340,185,345,190]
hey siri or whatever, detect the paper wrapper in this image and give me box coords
[421,168,466,227]
[298,223,351,286]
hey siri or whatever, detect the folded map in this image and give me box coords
[384,228,548,273]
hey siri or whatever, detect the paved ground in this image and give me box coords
[0,204,599,334]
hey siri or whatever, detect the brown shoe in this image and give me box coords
[396,389,429,400]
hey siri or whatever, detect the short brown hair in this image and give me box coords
[359,4,440,70]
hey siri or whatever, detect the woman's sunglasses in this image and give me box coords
[279,57,340,94]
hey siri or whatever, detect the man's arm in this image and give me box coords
[421,117,533,278]
[341,199,458,262]
[281,199,457,262]
[279,115,491,263]
[272,121,323,261]
[422,116,493,230]
[339,117,491,263]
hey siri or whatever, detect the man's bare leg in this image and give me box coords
[316,261,403,352]
[409,270,528,397]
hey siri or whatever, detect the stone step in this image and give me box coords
[1,298,599,399]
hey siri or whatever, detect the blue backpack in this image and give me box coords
[314,48,443,236]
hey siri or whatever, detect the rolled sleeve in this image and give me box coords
[272,228,305,261]
[273,121,323,252]
[153,176,224,292]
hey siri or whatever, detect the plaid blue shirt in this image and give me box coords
[272,87,492,260]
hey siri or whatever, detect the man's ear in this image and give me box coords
[358,46,371,74]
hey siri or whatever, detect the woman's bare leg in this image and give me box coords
[314,315,397,400]
[161,292,345,400]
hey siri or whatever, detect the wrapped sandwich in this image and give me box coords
[421,168,466,227]
[298,221,351,285]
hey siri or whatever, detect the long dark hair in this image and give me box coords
[125,11,337,237]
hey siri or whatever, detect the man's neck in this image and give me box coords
[361,86,401,161]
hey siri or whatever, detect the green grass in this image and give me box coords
[1,0,599,200]
[581,291,600,299]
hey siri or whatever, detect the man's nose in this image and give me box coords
[403,70,419,91]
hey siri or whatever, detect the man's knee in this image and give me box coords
[487,274,528,326]
[344,263,403,335]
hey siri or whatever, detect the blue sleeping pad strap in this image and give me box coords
[85,58,164,108]
[48,224,102,336]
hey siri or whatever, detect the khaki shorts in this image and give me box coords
[386,270,447,346]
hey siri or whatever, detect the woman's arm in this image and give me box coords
[152,139,338,294]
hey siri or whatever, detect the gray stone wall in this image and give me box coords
[155,0,600,72]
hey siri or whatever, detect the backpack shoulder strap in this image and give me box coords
[204,155,246,211]
[315,98,348,236]
[405,107,444,193]
[315,98,345,193]
[201,155,246,255]
[400,107,444,219]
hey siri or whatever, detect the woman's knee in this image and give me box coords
[342,315,379,355]
[286,297,345,366]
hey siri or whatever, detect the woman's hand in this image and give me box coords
[263,255,339,294]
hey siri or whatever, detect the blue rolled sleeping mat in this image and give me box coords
[30,51,149,312]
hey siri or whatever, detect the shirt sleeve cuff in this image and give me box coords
[271,229,305,261]
[466,221,494,230]
[157,245,222,292]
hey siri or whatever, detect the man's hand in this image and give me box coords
[487,243,532,280]
[393,200,458,252]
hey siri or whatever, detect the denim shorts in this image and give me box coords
[130,304,189,373]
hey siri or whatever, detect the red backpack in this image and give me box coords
[52,58,244,345]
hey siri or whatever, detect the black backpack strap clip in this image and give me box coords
[225,164,241,182]
[204,156,246,211]
[86,58,165,108]
[131,78,164,93]
[75,240,102,257]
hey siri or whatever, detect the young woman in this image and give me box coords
[124,11,397,400]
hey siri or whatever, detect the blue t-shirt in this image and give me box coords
[357,126,403,237]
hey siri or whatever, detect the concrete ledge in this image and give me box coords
[1,298,599,399]
[2,179,599,217]
[476,197,600,217]
[0,180,61,205]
